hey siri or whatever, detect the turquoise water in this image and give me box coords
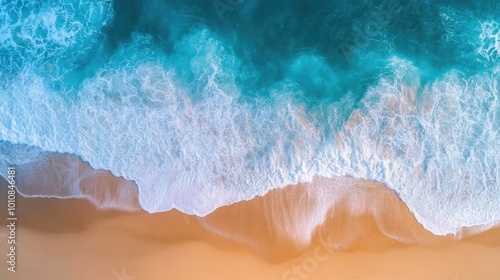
[0,0,499,235]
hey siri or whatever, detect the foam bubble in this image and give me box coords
[0,0,113,78]
[478,21,500,63]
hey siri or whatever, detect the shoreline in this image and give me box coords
[1,178,499,279]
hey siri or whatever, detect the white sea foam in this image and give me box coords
[478,21,500,63]
[0,25,499,237]
[329,58,499,235]
[0,0,113,77]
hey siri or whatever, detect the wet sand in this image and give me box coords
[0,177,499,280]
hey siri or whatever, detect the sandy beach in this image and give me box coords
[0,175,499,280]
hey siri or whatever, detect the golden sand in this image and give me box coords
[0,177,499,280]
